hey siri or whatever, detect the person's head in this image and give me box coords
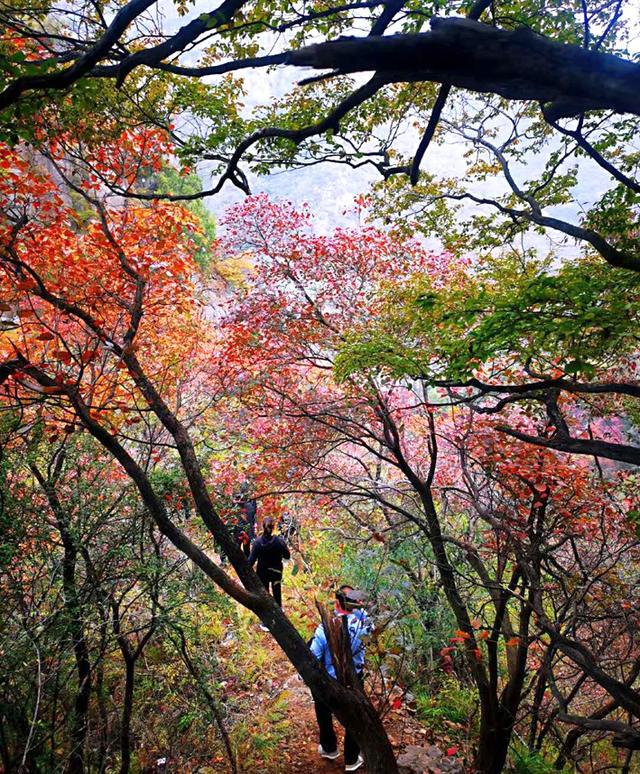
[335,584,367,613]
[262,516,275,536]
[233,480,251,503]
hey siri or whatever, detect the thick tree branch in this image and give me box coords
[434,376,640,400]
[113,0,248,86]
[495,425,640,466]
[409,0,493,183]
[410,84,451,184]
[286,19,640,118]
[557,714,640,750]
[368,0,406,37]
[3,15,639,123]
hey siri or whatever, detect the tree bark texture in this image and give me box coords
[287,18,640,117]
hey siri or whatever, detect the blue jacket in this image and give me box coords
[310,609,372,679]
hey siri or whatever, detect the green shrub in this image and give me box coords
[415,677,477,728]
[509,744,568,774]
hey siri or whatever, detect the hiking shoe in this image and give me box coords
[345,755,364,771]
[259,624,269,632]
[318,745,339,760]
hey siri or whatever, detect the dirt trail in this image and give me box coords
[251,629,430,774]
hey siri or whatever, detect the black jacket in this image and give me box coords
[249,535,290,574]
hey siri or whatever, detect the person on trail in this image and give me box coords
[309,585,371,772]
[248,516,290,624]
[232,482,257,558]
[278,511,297,543]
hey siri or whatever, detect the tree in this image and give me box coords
[0,427,131,771]
[335,248,640,467]
[0,0,638,271]
[0,410,247,773]
[438,414,640,761]
[0,137,399,772]
[211,195,640,769]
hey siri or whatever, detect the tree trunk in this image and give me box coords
[95,662,109,774]
[30,464,91,774]
[119,658,135,774]
[259,602,398,773]
[0,718,11,773]
[49,668,60,773]
[66,595,91,774]
[172,628,237,774]
[73,367,400,773]
[475,704,514,774]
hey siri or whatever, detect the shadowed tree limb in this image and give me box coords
[3,15,640,119]
[369,0,406,36]
[432,376,640,401]
[113,0,249,86]
[286,19,640,118]
[556,715,640,750]
[495,425,640,466]
[409,84,451,184]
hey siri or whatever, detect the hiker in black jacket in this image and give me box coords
[249,516,290,619]
[232,482,257,557]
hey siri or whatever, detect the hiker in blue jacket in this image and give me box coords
[309,585,371,772]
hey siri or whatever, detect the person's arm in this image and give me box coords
[279,536,291,561]
[248,538,260,568]
[310,625,326,662]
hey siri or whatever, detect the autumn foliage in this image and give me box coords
[0,133,210,441]
[1,133,640,774]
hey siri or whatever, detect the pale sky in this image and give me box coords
[170,0,640,258]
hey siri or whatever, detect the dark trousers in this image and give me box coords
[312,680,362,766]
[257,566,282,607]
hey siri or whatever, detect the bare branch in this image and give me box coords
[0,0,158,109]
[545,114,640,194]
